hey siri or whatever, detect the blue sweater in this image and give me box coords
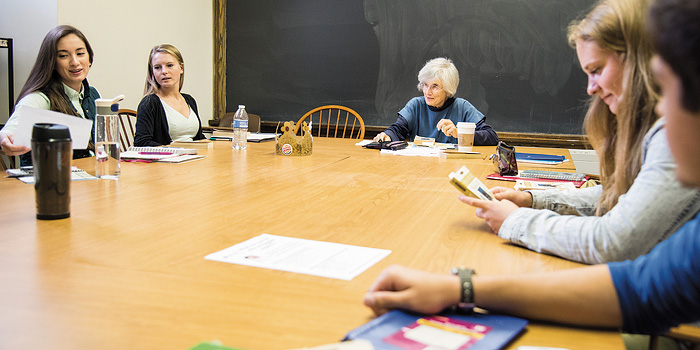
[608,214,700,334]
[383,97,498,145]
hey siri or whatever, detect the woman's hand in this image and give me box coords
[458,195,519,234]
[491,187,534,207]
[373,132,391,142]
[436,119,458,138]
[363,265,461,316]
[0,132,30,156]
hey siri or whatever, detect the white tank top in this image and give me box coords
[161,99,199,142]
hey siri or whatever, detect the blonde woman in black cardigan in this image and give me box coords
[134,44,204,147]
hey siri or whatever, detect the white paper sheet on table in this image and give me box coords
[205,234,391,280]
[380,145,441,157]
[11,105,93,149]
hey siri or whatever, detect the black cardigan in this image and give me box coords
[134,93,205,146]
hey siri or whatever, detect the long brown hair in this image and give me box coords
[143,44,185,96]
[16,25,94,116]
[567,0,659,215]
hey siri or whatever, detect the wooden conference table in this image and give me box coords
[0,138,622,350]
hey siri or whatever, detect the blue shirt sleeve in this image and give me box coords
[448,99,498,145]
[383,115,410,141]
[475,118,499,146]
[608,215,700,334]
[396,97,423,141]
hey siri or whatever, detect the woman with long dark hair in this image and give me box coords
[0,25,100,165]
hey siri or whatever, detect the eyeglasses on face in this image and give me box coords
[420,82,443,93]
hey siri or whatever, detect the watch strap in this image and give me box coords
[450,266,476,306]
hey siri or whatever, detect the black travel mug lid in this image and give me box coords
[31,123,71,142]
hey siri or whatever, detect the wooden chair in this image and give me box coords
[0,149,17,171]
[117,109,137,152]
[294,105,365,139]
[218,113,261,132]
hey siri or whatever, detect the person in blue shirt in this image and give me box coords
[363,0,700,336]
[373,58,498,145]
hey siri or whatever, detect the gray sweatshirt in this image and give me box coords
[499,118,700,264]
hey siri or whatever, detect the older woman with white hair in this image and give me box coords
[373,57,498,145]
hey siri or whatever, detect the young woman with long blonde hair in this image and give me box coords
[459,0,700,264]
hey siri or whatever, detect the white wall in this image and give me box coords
[0,0,214,124]
[0,0,57,124]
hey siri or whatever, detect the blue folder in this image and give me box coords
[344,310,528,350]
[516,153,566,162]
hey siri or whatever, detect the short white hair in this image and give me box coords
[416,57,459,97]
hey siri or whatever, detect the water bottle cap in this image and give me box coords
[239,105,245,109]
[96,95,125,113]
[31,123,71,142]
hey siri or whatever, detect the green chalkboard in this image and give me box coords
[226,0,595,134]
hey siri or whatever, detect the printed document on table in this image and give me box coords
[205,234,391,280]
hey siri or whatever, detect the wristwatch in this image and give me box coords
[450,266,476,308]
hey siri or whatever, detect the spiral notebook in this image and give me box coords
[486,170,587,188]
[519,169,586,182]
[121,146,199,160]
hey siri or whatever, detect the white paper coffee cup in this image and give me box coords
[457,122,476,152]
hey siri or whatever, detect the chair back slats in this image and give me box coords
[335,110,341,138]
[295,105,365,140]
[117,109,137,152]
[341,110,348,138]
[321,111,325,137]
[350,118,358,139]
[0,150,17,171]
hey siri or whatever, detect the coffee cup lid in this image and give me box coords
[31,123,71,142]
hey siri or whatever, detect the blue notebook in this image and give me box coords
[516,153,566,162]
[344,310,528,350]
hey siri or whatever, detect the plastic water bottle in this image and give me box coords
[95,95,125,179]
[232,105,248,150]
